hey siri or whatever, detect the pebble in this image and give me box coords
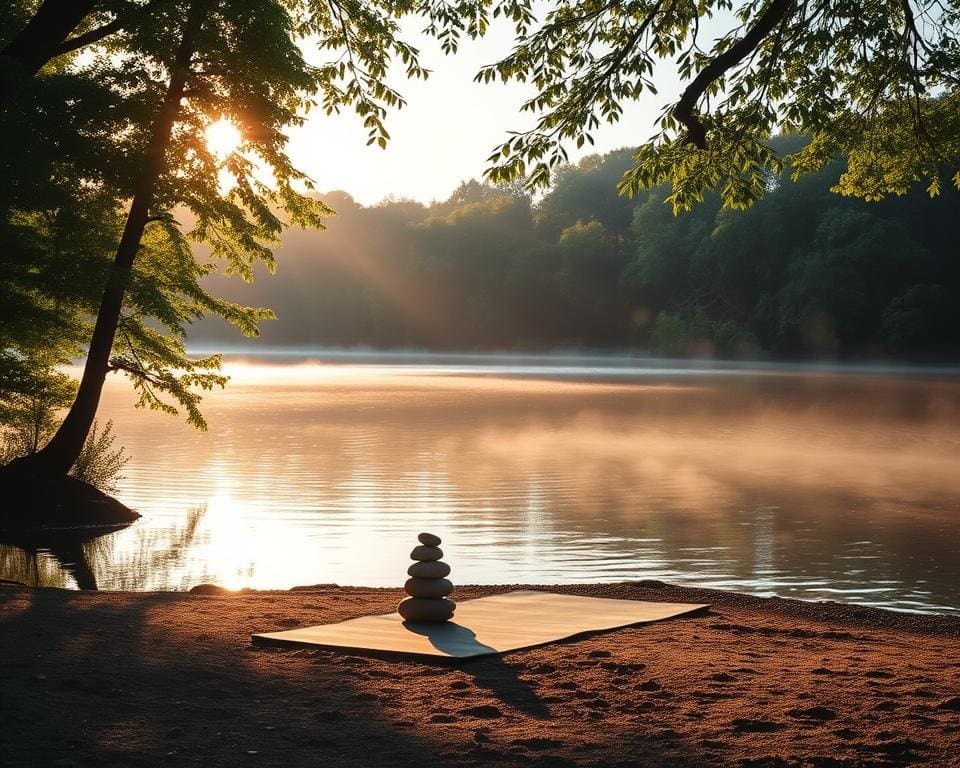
[418,532,442,546]
[405,577,453,599]
[407,560,451,579]
[398,597,456,622]
[410,545,443,562]
[189,583,231,595]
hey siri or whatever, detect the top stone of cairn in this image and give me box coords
[418,532,441,547]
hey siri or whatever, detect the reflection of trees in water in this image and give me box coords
[0,527,119,590]
[0,507,209,591]
[95,506,210,590]
[0,544,70,588]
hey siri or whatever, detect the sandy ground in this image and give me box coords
[2,581,959,768]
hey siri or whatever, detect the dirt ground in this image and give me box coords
[2,581,959,767]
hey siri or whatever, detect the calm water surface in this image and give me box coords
[3,355,959,615]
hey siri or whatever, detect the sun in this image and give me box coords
[205,118,241,159]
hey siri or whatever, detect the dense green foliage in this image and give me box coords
[0,0,490,470]
[197,139,960,360]
[0,0,323,445]
[469,0,960,211]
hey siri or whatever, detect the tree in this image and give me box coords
[0,0,478,513]
[468,0,960,210]
[534,148,639,237]
[412,184,537,346]
[554,219,631,343]
[3,1,310,486]
[0,1,171,111]
[183,141,958,358]
[777,208,927,354]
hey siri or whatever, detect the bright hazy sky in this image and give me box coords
[287,18,683,206]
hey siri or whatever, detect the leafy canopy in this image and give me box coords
[464,0,960,211]
[0,0,484,431]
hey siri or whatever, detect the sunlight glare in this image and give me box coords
[199,494,324,590]
[205,117,241,160]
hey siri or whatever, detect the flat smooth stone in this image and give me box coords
[407,560,451,579]
[397,597,455,622]
[418,532,442,546]
[405,577,453,599]
[410,545,443,561]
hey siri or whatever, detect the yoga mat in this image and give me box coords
[252,590,709,659]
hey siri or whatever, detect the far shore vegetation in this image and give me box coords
[195,138,960,361]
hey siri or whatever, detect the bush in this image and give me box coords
[69,420,129,494]
[0,367,74,461]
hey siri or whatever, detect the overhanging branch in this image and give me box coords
[674,0,795,148]
[55,17,126,56]
[56,0,168,58]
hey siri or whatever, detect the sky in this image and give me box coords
[286,17,683,207]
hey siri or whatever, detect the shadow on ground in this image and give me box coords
[0,586,736,767]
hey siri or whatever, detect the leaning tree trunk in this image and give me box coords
[0,0,96,110]
[0,0,96,75]
[15,1,207,481]
[1,1,168,113]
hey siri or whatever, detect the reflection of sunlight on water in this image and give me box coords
[192,494,260,589]
[5,361,959,614]
[218,361,700,397]
[168,495,332,590]
[221,362,386,385]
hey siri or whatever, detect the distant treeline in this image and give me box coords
[194,134,960,360]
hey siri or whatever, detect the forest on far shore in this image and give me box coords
[195,135,960,361]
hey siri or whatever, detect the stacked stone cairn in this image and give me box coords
[398,532,455,622]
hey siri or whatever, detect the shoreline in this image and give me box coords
[193,580,960,635]
[3,581,958,766]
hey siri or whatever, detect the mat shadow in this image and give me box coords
[402,620,550,717]
[401,620,497,657]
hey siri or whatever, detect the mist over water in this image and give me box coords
[3,353,959,614]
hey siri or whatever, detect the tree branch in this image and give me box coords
[674,0,795,148]
[0,0,96,75]
[56,0,168,58]
[55,17,126,56]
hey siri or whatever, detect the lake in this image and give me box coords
[2,353,959,615]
